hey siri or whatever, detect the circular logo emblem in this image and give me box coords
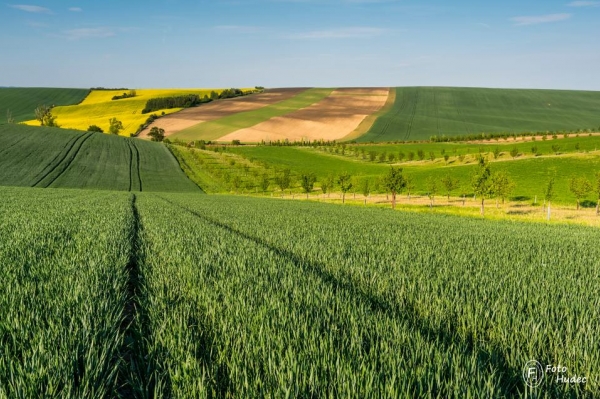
[523,360,544,388]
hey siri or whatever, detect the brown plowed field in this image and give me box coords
[217,88,389,143]
[140,88,308,139]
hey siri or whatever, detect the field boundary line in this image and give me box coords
[30,133,87,187]
[36,132,94,188]
[155,195,523,396]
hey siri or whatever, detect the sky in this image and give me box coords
[1,0,599,90]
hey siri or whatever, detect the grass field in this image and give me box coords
[1,185,597,397]
[171,88,333,141]
[0,124,199,192]
[360,87,600,142]
[0,87,89,123]
[23,89,231,136]
[224,143,600,205]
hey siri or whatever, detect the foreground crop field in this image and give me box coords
[0,125,199,192]
[1,186,597,397]
[362,87,600,142]
[0,87,89,123]
[23,89,230,136]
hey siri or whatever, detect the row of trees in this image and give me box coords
[287,160,600,218]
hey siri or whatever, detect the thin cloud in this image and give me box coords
[511,13,571,26]
[476,22,491,28]
[63,27,116,40]
[290,27,385,39]
[9,4,52,13]
[68,7,82,12]
[566,1,599,6]
[215,25,264,33]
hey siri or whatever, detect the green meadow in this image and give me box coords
[0,87,89,123]
[360,87,600,142]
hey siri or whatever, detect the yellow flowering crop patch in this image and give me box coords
[24,88,252,136]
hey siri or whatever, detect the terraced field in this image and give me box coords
[141,88,308,139]
[218,88,389,143]
[361,87,600,142]
[23,89,231,136]
[1,187,597,397]
[0,87,89,123]
[171,88,334,141]
[0,124,198,192]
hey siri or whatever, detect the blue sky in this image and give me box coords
[1,0,599,89]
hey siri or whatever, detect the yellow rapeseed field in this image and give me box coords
[24,89,249,136]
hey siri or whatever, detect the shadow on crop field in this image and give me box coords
[156,195,525,397]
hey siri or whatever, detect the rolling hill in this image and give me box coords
[0,124,199,192]
[0,87,89,123]
[360,87,600,142]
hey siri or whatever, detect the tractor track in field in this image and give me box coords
[453,94,471,135]
[373,88,408,141]
[30,132,91,188]
[433,88,441,137]
[156,195,524,397]
[405,88,419,141]
[35,132,94,188]
[116,194,166,398]
[128,140,143,192]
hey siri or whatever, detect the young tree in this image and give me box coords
[551,144,561,155]
[338,173,353,204]
[320,174,334,197]
[407,152,415,161]
[108,117,124,135]
[35,104,58,127]
[232,175,242,193]
[378,152,387,163]
[275,169,291,195]
[471,157,493,216]
[6,109,14,124]
[369,151,377,162]
[426,177,438,208]
[260,173,270,193]
[441,175,459,202]
[388,153,396,163]
[417,149,425,161]
[443,154,450,165]
[491,171,515,207]
[382,167,406,209]
[569,176,592,210]
[300,172,317,198]
[360,177,371,204]
[429,151,436,161]
[87,125,104,133]
[148,126,165,142]
[545,176,555,221]
[510,147,519,159]
[458,154,465,163]
[398,152,405,162]
[493,147,501,159]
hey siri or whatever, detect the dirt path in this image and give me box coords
[217,88,389,143]
[140,88,308,139]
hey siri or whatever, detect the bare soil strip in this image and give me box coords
[217,88,390,143]
[140,88,307,139]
